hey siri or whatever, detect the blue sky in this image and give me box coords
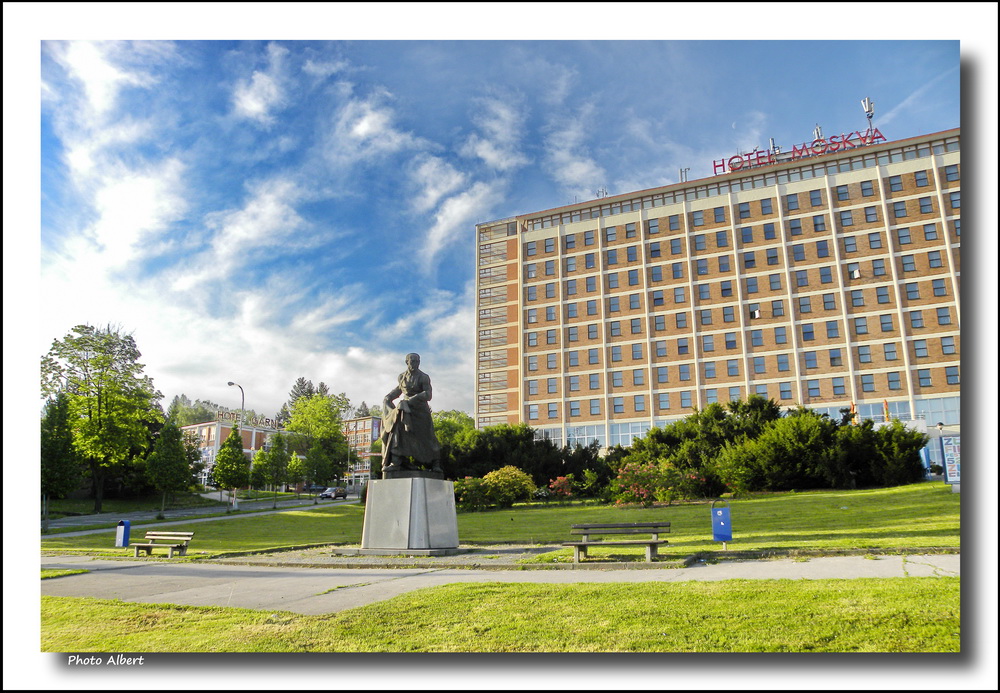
[28,28,975,419]
[6,3,999,690]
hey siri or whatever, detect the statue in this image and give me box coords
[380,353,442,475]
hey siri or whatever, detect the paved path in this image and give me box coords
[40,553,960,616]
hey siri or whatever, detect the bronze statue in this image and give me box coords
[381,353,441,475]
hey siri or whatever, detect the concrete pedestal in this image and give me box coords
[361,477,459,551]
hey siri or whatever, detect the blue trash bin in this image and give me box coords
[115,519,131,547]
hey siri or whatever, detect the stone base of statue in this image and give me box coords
[359,475,461,554]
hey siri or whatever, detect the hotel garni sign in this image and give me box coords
[713,128,887,175]
[216,410,282,430]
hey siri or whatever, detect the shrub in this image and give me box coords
[548,475,574,499]
[482,466,537,508]
[453,476,490,512]
[609,461,662,507]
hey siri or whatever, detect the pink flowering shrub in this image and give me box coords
[548,475,575,499]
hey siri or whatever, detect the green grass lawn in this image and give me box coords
[45,492,223,518]
[40,481,960,559]
[41,577,960,652]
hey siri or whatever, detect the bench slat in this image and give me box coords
[570,527,670,536]
[571,522,669,530]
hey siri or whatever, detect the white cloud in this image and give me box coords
[460,96,530,172]
[419,181,504,272]
[303,58,350,80]
[231,43,290,126]
[409,155,467,214]
[324,86,422,166]
[49,41,157,118]
[543,104,607,201]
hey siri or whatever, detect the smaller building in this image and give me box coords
[342,415,381,488]
[181,410,282,488]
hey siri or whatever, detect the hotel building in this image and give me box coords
[474,127,961,462]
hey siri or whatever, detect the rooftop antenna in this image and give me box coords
[679,167,690,183]
[813,124,823,141]
[769,137,781,155]
[861,97,875,139]
[596,187,609,199]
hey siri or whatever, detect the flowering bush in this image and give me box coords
[610,462,662,507]
[548,474,575,499]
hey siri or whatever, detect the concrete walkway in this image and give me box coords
[40,553,960,616]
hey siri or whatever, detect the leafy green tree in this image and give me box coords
[145,422,192,513]
[41,392,82,530]
[250,447,269,491]
[212,427,250,504]
[304,440,333,498]
[285,393,350,480]
[287,452,307,497]
[166,395,223,426]
[40,324,163,513]
[259,433,290,508]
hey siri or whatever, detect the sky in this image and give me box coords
[7,3,999,691]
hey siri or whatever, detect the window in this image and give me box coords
[568,401,581,417]
[716,230,729,247]
[586,300,598,315]
[835,185,849,201]
[680,392,692,408]
[527,308,538,323]
[741,227,754,244]
[796,270,809,287]
[568,351,579,367]
[656,316,668,332]
[551,328,561,344]
[823,293,836,310]
[829,348,843,367]
[807,380,821,397]
[789,219,802,235]
[526,241,537,256]
[718,256,731,272]
[655,366,668,384]
[548,354,557,369]
[893,201,907,218]
[897,227,912,244]
[589,399,600,415]
[566,302,578,318]
[923,224,938,241]
[632,343,643,360]
[928,251,943,269]
[865,207,879,223]
[914,339,928,358]
[918,369,932,387]
[746,277,759,294]
[605,226,617,242]
[565,257,576,273]
[937,307,951,325]
[625,223,637,238]
[631,318,643,334]
[941,336,956,355]
[810,189,822,206]
[676,312,688,329]
[721,280,734,296]
[696,259,709,276]
[772,299,785,317]
[729,386,741,401]
[610,346,622,362]
[844,236,858,253]
[792,244,806,261]
[545,283,556,298]
[611,371,624,387]
[677,338,689,355]
[606,249,618,266]
[725,333,737,349]
[586,276,597,292]
[861,180,875,197]
[910,310,924,328]
[647,219,660,235]
[650,266,663,282]
[658,393,670,410]
[915,170,929,187]
[820,267,833,284]
[548,377,557,392]
[565,234,576,250]
[694,234,706,251]
[832,377,846,396]
[777,353,790,372]
[705,389,718,404]
[919,197,933,214]
[723,306,735,323]
[851,290,865,307]
[668,215,680,231]
[761,198,773,214]
[901,255,916,272]
[584,230,595,246]
[727,359,739,376]
[798,297,813,316]
[861,374,875,392]
[679,364,691,381]
[702,334,715,352]
[699,309,712,326]
[672,263,684,279]
[633,369,645,386]
[609,321,621,337]
[649,242,661,258]
[786,193,799,211]
[634,395,646,412]
[527,356,538,371]
[944,164,959,181]
[780,382,793,400]
[872,259,886,277]
[714,206,726,223]
[858,345,872,363]
[527,404,538,420]
[880,314,893,332]
[802,323,815,341]
[868,232,883,249]
[946,366,959,385]
[568,375,580,392]
[739,202,750,218]
[628,269,640,286]
[828,320,841,338]
[887,372,901,390]
[763,223,777,239]
[888,175,902,192]
[743,251,756,269]
[750,329,763,347]
[630,294,640,310]
[817,240,829,258]
[884,343,898,361]
[626,246,638,263]
[588,324,598,339]
[704,361,716,378]
[692,210,704,227]
[655,341,667,357]
[526,286,537,301]
[905,283,920,300]
[839,210,854,227]
[753,356,766,374]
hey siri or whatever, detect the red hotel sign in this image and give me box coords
[713,128,887,175]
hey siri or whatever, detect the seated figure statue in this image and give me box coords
[380,353,442,475]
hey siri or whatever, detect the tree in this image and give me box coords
[166,394,223,426]
[212,427,250,506]
[285,393,350,480]
[41,324,163,513]
[355,401,371,418]
[287,453,307,497]
[146,422,192,513]
[41,393,82,531]
[259,433,290,508]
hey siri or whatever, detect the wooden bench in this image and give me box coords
[562,522,670,563]
[130,531,195,558]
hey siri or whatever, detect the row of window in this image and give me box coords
[525,331,958,372]
[526,366,960,419]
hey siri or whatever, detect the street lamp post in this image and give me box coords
[228,381,245,510]
[936,422,946,480]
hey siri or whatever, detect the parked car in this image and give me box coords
[306,484,326,494]
[319,487,347,500]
